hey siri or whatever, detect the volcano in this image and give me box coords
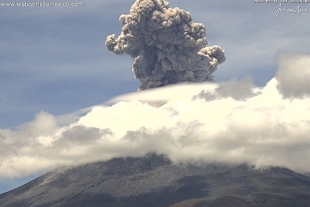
[0,154,309,207]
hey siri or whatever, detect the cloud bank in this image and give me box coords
[106,0,226,90]
[276,53,310,98]
[1,53,310,179]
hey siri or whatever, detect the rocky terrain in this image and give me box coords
[0,154,309,207]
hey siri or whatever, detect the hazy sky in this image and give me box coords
[1,0,310,194]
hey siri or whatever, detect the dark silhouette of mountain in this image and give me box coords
[0,153,309,207]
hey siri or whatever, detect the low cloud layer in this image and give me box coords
[1,53,310,179]
[106,0,225,90]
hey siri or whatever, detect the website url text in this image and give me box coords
[0,1,85,7]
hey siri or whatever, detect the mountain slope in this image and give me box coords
[0,154,309,207]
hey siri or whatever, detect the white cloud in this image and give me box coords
[1,53,310,179]
[276,53,310,98]
[193,76,260,101]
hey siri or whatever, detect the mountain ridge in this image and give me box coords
[1,153,309,207]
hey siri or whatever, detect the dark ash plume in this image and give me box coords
[106,0,226,90]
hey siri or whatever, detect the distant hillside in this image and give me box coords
[0,154,309,207]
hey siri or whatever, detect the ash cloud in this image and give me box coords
[105,0,226,90]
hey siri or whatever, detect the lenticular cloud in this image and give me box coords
[1,53,310,179]
[105,0,226,90]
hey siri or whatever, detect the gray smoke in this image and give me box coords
[106,0,226,90]
[193,77,261,101]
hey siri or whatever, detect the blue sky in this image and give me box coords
[1,0,310,194]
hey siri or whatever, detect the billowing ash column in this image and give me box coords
[106,0,226,90]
